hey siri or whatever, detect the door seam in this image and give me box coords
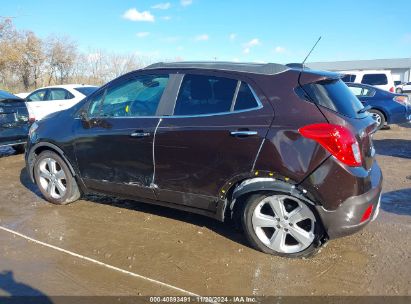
[150,118,163,189]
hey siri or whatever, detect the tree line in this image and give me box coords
[0,18,155,93]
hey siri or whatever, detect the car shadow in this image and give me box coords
[381,188,411,216]
[373,138,411,159]
[19,168,248,246]
[0,270,52,303]
[0,147,20,159]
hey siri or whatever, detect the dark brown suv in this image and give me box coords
[25,62,383,258]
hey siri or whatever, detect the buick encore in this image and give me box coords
[26,62,383,258]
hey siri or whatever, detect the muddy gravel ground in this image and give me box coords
[0,125,410,298]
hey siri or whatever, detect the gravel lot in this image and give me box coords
[0,124,410,297]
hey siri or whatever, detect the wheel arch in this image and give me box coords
[27,142,76,182]
[369,107,389,123]
[222,177,318,223]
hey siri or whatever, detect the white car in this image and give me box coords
[25,84,98,120]
[340,70,395,93]
[396,81,411,94]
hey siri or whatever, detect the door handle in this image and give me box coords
[230,130,258,137]
[130,131,151,137]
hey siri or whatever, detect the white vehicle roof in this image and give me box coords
[35,84,97,90]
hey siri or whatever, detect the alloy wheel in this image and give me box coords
[371,112,382,127]
[251,195,316,253]
[38,157,67,199]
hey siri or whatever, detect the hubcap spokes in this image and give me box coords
[371,113,381,125]
[38,158,67,199]
[252,195,316,254]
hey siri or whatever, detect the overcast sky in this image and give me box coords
[3,0,411,63]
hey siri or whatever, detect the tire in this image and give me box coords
[369,109,386,130]
[396,88,403,94]
[34,151,80,205]
[12,144,25,154]
[242,192,322,258]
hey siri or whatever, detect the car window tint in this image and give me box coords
[48,89,73,100]
[174,74,237,115]
[89,74,169,118]
[341,74,356,82]
[361,74,388,85]
[234,82,259,111]
[303,79,365,118]
[27,89,47,101]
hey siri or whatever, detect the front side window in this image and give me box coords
[174,74,237,115]
[48,89,74,100]
[88,74,169,118]
[361,74,388,85]
[27,89,47,101]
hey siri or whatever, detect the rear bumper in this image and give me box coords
[315,164,383,239]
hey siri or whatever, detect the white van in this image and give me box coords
[340,70,395,93]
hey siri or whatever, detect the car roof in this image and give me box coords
[144,61,290,75]
[35,84,98,90]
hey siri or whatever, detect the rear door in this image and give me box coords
[48,88,75,111]
[26,89,62,120]
[154,72,273,211]
[73,72,171,200]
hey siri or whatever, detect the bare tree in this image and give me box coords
[46,35,77,85]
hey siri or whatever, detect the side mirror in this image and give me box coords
[78,110,89,121]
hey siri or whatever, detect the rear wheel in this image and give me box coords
[369,109,386,130]
[12,144,25,154]
[242,193,321,258]
[396,88,403,94]
[34,151,80,205]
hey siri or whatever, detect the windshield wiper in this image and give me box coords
[358,105,371,114]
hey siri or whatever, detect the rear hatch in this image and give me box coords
[298,71,377,170]
[0,97,30,143]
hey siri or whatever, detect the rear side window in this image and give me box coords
[48,89,74,100]
[347,85,375,97]
[27,89,47,102]
[174,74,237,115]
[361,74,388,85]
[302,79,365,118]
[234,82,259,111]
[341,74,356,83]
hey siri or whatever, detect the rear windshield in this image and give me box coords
[0,90,19,99]
[302,79,365,118]
[361,74,388,85]
[74,86,98,96]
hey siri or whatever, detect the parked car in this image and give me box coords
[346,82,411,129]
[395,81,411,94]
[25,84,98,121]
[25,62,382,258]
[0,90,32,153]
[341,70,395,92]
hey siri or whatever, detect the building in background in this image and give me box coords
[308,58,411,83]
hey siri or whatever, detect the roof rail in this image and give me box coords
[144,61,289,75]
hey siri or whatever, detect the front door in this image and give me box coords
[74,73,171,200]
[154,73,274,211]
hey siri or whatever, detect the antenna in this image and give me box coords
[302,36,322,67]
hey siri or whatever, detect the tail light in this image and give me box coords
[393,95,409,107]
[299,123,362,167]
[360,204,374,223]
[389,87,394,93]
[29,113,36,123]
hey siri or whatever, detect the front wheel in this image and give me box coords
[34,151,81,205]
[242,193,321,258]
